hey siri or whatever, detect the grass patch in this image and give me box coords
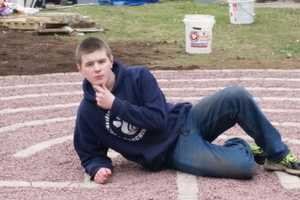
[62,1,300,68]
[280,42,300,58]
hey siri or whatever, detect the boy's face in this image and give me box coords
[77,49,113,87]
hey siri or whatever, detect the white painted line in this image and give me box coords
[1,116,299,137]
[1,69,300,89]
[284,138,300,145]
[2,77,300,90]
[168,96,300,103]
[217,134,248,141]
[176,172,199,200]
[162,87,300,92]
[219,135,300,146]
[0,103,78,115]
[275,172,300,189]
[0,180,98,189]
[158,78,300,82]
[0,116,75,134]
[0,91,82,101]
[153,69,300,73]
[259,97,300,102]
[1,103,300,116]
[108,149,121,159]
[272,122,300,128]
[14,136,121,159]
[2,91,300,103]
[31,181,74,188]
[0,180,31,187]
[0,82,81,90]
[0,72,79,79]
[1,69,299,81]
[83,173,93,184]
[13,135,73,158]
[262,108,300,114]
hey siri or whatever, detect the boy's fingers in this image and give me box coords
[96,93,104,99]
[95,176,106,184]
[95,175,109,184]
[101,85,110,93]
[94,168,112,184]
[102,84,108,91]
[95,172,105,179]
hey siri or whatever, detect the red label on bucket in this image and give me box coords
[190,30,209,48]
[191,43,208,48]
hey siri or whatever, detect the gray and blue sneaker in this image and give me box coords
[250,144,300,176]
[264,151,300,176]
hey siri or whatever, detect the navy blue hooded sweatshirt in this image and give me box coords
[74,61,192,178]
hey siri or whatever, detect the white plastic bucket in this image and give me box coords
[183,15,215,54]
[228,0,255,24]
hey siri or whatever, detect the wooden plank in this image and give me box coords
[0,12,100,32]
[0,21,39,30]
[0,16,44,30]
[73,27,103,33]
[40,23,69,29]
[37,26,74,34]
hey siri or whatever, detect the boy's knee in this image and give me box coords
[223,85,253,103]
[227,85,250,97]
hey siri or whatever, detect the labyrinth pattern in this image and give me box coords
[1,69,300,200]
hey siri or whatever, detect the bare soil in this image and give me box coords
[0,28,299,76]
[0,30,186,76]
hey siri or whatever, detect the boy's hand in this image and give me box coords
[93,85,115,110]
[94,168,112,184]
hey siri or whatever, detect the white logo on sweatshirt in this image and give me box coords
[105,111,146,142]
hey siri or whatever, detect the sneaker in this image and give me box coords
[264,151,300,176]
[250,144,266,165]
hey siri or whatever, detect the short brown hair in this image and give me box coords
[75,37,113,66]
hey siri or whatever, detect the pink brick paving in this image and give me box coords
[1,69,300,200]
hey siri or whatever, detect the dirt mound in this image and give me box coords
[1,29,299,76]
[0,30,182,76]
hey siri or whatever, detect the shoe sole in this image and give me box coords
[264,163,300,176]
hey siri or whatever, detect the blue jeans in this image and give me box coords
[167,85,288,179]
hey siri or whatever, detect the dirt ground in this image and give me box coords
[1,1,300,76]
[0,29,188,76]
[0,26,299,76]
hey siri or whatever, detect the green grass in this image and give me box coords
[62,0,300,67]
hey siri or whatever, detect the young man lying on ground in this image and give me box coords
[74,37,300,184]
